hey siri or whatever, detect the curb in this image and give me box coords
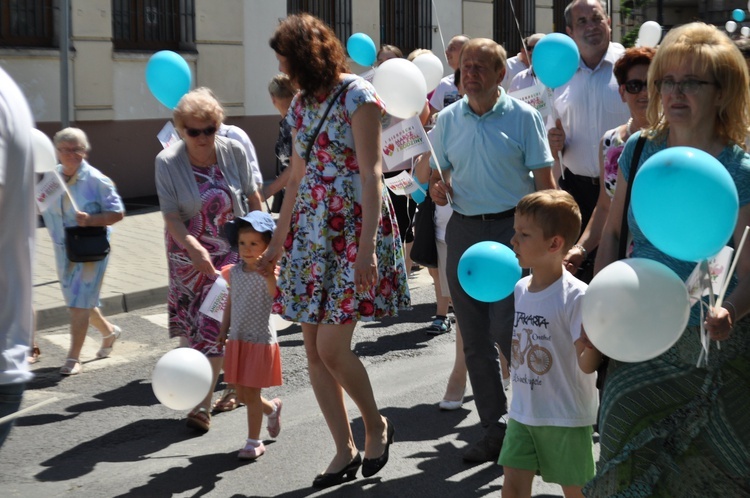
[36,286,169,330]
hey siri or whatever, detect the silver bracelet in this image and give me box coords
[723,300,738,324]
[574,244,587,259]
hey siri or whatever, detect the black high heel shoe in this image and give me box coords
[362,417,395,478]
[312,453,362,489]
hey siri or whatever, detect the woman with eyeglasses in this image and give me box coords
[42,127,125,376]
[585,23,750,497]
[155,89,263,432]
[563,46,655,277]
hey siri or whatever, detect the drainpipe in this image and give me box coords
[60,0,70,127]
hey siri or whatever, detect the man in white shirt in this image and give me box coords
[0,67,35,447]
[547,0,629,231]
[501,33,544,91]
[429,35,470,114]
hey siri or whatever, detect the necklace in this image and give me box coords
[188,149,217,167]
[626,117,634,136]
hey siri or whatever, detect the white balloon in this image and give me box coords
[272,313,294,331]
[372,58,427,119]
[30,128,57,173]
[638,21,662,47]
[726,20,738,33]
[742,26,750,37]
[582,258,690,363]
[152,348,213,410]
[411,53,444,93]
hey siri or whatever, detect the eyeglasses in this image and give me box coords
[57,146,85,154]
[624,79,647,94]
[526,45,535,52]
[655,78,715,95]
[184,125,217,138]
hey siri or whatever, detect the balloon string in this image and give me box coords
[431,0,447,64]
[506,0,530,59]
[55,170,80,212]
[715,225,749,309]
[424,132,453,204]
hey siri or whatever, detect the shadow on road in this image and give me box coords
[35,418,202,482]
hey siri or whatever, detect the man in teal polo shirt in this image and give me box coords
[430,38,555,462]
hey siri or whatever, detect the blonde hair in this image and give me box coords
[646,22,750,146]
[173,88,225,131]
[460,38,506,71]
[407,48,432,61]
[268,73,296,99]
[516,190,582,252]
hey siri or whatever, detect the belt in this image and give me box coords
[456,208,515,221]
[563,168,599,186]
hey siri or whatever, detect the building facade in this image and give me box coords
[1,0,739,199]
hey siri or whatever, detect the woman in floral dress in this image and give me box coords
[155,89,262,431]
[262,14,410,488]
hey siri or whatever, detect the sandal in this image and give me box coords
[96,326,121,358]
[27,344,41,364]
[60,358,81,376]
[213,387,240,412]
[186,407,211,432]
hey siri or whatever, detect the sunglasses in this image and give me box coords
[624,79,647,94]
[184,125,217,138]
[57,146,86,154]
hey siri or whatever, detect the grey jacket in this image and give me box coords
[155,136,257,221]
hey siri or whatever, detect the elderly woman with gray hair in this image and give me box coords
[41,127,125,376]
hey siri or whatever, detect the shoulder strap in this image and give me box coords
[619,134,647,260]
[303,78,356,164]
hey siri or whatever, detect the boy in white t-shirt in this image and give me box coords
[500,190,602,498]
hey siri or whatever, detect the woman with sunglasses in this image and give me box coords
[563,46,656,277]
[585,23,750,496]
[155,89,263,432]
[42,127,125,376]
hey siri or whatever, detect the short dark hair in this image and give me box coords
[269,14,348,97]
[613,47,656,85]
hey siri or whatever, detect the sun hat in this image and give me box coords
[224,210,276,247]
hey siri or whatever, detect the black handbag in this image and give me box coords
[409,194,438,268]
[65,226,110,262]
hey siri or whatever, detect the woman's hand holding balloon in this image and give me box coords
[705,305,734,341]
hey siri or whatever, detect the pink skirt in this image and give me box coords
[224,339,282,388]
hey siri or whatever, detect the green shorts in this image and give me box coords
[498,418,595,487]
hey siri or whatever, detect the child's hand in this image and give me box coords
[217,330,227,350]
[578,329,596,350]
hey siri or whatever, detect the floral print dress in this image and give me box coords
[601,126,626,199]
[165,164,238,356]
[275,76,410,324]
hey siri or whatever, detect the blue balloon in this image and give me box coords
[146,51,192,109]
[531,33,580,89]
[733,9,746,22]
[347,33,377,67]
[631,146,739,262]
[458,241,521,302]
[411,181,428,204]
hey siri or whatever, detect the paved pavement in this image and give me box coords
[33,208,170,329]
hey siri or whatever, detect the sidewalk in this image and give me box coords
[33,209,169,329]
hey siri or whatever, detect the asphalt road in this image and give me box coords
[0,271,578,497]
